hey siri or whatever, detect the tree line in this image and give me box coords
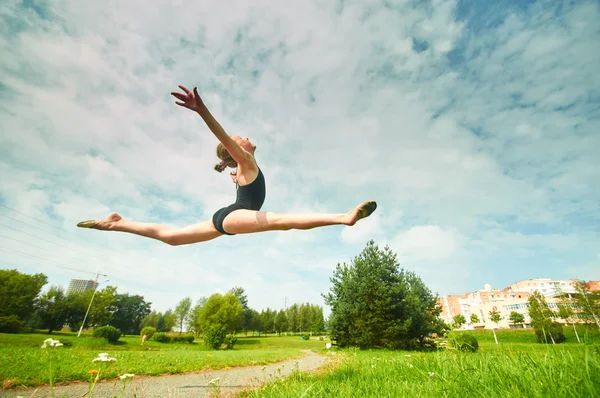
[0,269,324,337]
[142,286,325,337]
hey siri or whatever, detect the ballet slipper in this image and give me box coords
[355,200,377,221]
[77,220,102,228]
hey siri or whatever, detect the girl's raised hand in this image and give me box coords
[171,85,204,112]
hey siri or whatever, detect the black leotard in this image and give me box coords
[212,167,266,235]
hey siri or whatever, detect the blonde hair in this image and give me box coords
[214,143,237,172]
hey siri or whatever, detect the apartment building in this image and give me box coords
[66,278,96,294]
[438,278,595,330]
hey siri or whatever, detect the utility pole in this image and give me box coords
[77,271,107,338]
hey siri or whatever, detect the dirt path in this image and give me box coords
[2,350,328,398]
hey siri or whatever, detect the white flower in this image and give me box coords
[408,364,414,368]
[428,372,435,376]
[261,366,267,371]
[209,377,220,386]
[371,364,375,368]
[119,373,135,380]
[93,353,116,362]
[405,354,411,357]
[326,343,332,349]
[41,338,63,349]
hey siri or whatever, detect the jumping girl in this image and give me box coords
[77,85,377,246]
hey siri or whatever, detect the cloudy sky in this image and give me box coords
[1,0,598,315]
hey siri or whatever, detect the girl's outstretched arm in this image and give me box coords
[171,85,252,166]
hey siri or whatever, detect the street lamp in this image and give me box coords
[77,278,109,337]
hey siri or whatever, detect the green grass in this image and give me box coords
[0,331,327,389]
[244,343,600,397]
[453,325,600,345]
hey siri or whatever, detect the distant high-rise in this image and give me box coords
[66,279,96,294]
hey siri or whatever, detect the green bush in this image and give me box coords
[535,322,566,344]
[171,335,195,343]
[0,315,22,333]
[152,332,171,343]
[92,326,122,343]
[225,334,238,350]
[140,326,157,339]
[451,333,479,352]
[204,325,227,349]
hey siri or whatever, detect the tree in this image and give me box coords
[286,304,299,334]
[274,310,288,335]
[557,302,580,343]
[260,308,276,335]
[34,285,70,333]
[188,297,207,336]
[108,293,152,335]
[323,240,442,350]
[0,269,47,332]
[162,309,177,332]
[174,297,192,335]
[572,280,600,328]
[196,292,243,334]
[228,287,253,335]
[488,310,501,344]
[453,314,466,329]
[528,291,561,344]
[509,311,525,327]
[310,305,325,334]
[470,313,480,325]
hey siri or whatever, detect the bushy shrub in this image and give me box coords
[92,326,122,343]
[451,333,479,352]
[204,325,227,349]
[225,335,238,350]
[535,322,565,344]
[0,315,22,333]
[152,332,171,343]
[140,326,157,339]
[171,335,195,343]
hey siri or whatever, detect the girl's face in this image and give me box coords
[233,136,256,153]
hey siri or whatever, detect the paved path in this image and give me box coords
[1,350,328,398]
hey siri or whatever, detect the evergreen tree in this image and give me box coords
[323,240,442,350]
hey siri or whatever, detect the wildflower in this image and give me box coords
[428,372,435,377]
[262,366,267,371]
[41,338,63,349]
[405,354,411,357]
[119,373,135,380]
[326,343,332,349]
[92,353,116,362]
[371,364,375,368]
[408,364,414,368]
[209,377,220,386]
[88,370,98,375]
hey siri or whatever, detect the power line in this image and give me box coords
[0,212,138,274]
[0,245,99,276]
[0,232,58,253]
[0,205,133,265]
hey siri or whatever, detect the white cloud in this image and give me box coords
[1,0,598,314]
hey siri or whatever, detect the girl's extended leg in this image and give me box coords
[223,200,377,235]
[77,213,222,246]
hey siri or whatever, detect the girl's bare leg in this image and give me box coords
[77,213,222,246]
[223,200,377,235]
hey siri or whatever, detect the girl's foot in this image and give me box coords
[77,213,122,230]
[345,201,377,226]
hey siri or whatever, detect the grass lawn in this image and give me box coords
[242,328,600,398]
[0,330,328,389]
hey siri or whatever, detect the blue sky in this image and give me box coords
[1,0,598,315]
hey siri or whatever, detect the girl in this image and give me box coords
[77,85,377,246]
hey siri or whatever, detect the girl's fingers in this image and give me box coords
[178,85,191,94]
